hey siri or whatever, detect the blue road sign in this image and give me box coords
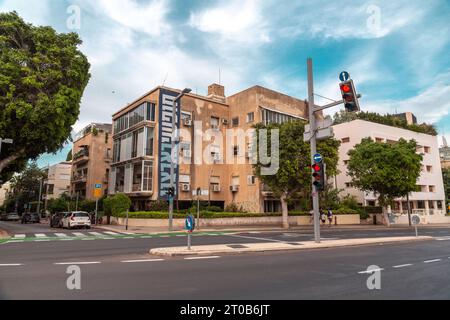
[95,184,102,189]
[314,154,323,163]
[339,71,350,82]
[185,215,195,232]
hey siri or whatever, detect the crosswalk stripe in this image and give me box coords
[73,233,87,237]
[55,233,69,238]
[14,234,26,239]
[35,234,47,238]
[104,231,120,236]
[89,232,104,237]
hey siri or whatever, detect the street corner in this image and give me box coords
[0,229,11,240]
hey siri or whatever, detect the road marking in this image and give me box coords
[35,234,47,238]
[393,264,413,269]
[435,237,450,241]
[7,240,24,243]
[88,232,104,237]
[55,233,69,237]
[358,268,384,274]
[13,234,26,239]
[121,259,165,263]
[424,259,442,264]
[54,262,101,265]
[0,264,24,267]
[73,232,87,237]
[81,238,95,241]
[227,234,286,243]
[184,256,220,260]
[104,232,120,236]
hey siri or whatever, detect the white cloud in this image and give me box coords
[0,0,51,25]
[189,0,270,43]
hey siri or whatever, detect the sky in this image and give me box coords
[1,0,449,167]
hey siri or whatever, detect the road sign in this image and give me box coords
[185,215,195,232]
[411,215,421,226]
[313,154,323,163]
[94,183,103,199]
[339,71,350,82]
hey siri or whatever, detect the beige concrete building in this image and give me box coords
[44,161,72,200]
[109,84,309,212]
[71,123,113,200]
[333,119,446,216]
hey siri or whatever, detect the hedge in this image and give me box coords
[114,210,360,219]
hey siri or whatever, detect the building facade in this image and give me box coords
[333,119,446,215]
[109,84,309,212]
[0,181,12,206]
[70,123,113,200]
[44,161,72,200]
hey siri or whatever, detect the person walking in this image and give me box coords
[320,209,327,226]
[327,209,334,228]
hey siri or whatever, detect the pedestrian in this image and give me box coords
[327,209,333,227]
[320,209,327,225]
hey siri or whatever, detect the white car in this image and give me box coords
[62,211,92,230]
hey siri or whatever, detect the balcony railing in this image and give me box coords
[72,175,87,183]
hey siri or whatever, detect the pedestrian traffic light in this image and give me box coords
[340,80,360,112]
[167,187,175,197]
[312,162,325,192]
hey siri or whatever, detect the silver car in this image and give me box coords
[61,211,92,230]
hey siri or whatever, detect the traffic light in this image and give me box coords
[340,80,360,112]
[312,162,325,192]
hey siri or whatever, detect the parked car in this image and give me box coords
[21,213,41,224]
[4,213,20,222]
[50,212,69,228]
[61,211,92,230]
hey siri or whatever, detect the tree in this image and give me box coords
[0,12,90,178]
[347,138,422,224]
[253,120,340,229]
[442,168,450,212]
[66,150,73,161]
[104,193,132,217]
[7,162,46,214]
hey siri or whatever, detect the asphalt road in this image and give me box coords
[1,221,450,300]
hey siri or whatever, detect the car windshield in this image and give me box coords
[73,212,90,218]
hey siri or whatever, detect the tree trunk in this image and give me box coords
[0,150,25,173]
[281,193,290,229]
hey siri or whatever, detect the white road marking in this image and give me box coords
[104,232,120,236]
[55,233,69,237]
[13,234,26,239]
[424,259,442,264]
[7,240,24,243]
[121,259,165,263]
[73,233,87,237]
[227,234,286,243]
[88,232,104,237]
[123,237,135,239]
[35,240,50,242]
[358,268,384,274]
[35,234,47,238]
[54,262,101,265]
[184,256,220,260]
[81,238,95,241]
[435,237,450,241]
[0,264,24,267]
[393,264,413,269]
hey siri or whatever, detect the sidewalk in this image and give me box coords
[0,229,10,239]
[149,236,433,257]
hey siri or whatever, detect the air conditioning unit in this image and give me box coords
[230,185,240,192]
[222,119,229,126]
[181,184,191,192]
[183,149,192,158]
[184,119,193,127]
[213,185,221,192]
[213,154,221,163]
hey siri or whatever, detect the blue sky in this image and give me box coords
[1,0,449,166]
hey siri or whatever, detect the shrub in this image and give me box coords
[106,193,132,217]
[148,200,169,212]
[48,198,69,213]
[225,203,247,213]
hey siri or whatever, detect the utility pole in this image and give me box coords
[307,59,321,244]
[37,178,43,217]
[169,88,192,231]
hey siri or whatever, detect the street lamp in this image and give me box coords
[169,88,192,231]
[0,138,13,155]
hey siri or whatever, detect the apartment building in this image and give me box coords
[71,123,113,200]
[333,119,446,215]
[44,161,72,200]
[109,84,308,212]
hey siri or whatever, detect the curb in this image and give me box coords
[0,229,11,239]
[149,236,433,257]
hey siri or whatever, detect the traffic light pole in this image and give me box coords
[307,59,321,244]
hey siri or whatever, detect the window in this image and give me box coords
[232,176,240,187]
[345,182,354,188]
[424,146,431,154]
[113,139,121,163]
[375,138,384,143]
[262,109,299,125]
[247,112,255,123]
[146,103,156,122]
[129,103,146,128]
[47,184,55,195]
[146,127,154,156]
[429,186,436,193]
[233,146,239,156]
[426,166,433,173]
[181,142,191,158]
[132,163,143,192]
[232,117,239,127]
[211,117,220,130]
[419,185,427,192]
[143,161,153,192]
[181,112,192,122]
[342,137,350,143]
[247,175,256,185]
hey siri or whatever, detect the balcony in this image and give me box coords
[72,175,87,183]
[73,148,90,165]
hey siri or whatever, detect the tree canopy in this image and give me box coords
[253,120,341,228]
[347,138,423,207]
[0,12,90,182]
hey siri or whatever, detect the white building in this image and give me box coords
[44,161,72,200]
[333,119,446,216]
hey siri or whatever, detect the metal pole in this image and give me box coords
[188,232,192,250]
[37,178,43,216]
[126,209,129,231]
[308,58,321,244]
[95,199,99,226]
[407,193,412,227]
[197,190,200,230]
[76,192,79,211]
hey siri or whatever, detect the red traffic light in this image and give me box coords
[340,84,351,93]
[312,164,321,172]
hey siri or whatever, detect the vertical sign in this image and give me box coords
[158,89,181,200]
[94,183,103,199]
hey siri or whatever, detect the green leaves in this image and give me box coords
[347,138,423,206]
[0,12,90,177]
